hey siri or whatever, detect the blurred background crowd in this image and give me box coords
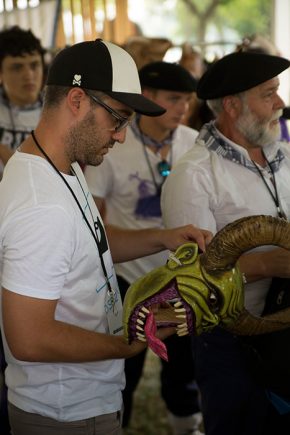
[1,0,289,132]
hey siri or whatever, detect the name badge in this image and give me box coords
[105,287,123,336]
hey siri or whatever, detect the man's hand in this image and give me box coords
[161,225,212,253]
[122,325,176,360]
[107,224,212,263]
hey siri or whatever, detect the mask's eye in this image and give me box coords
[167,244,199,270]
[208,290,220,313]
[209,292,217,304]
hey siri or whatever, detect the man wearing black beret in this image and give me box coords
[162,51,290,435]
[85,61,204,435]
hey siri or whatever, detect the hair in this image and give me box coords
[207,91,247,116]
[43,85,71,109]
[43,86,106,110]
[206,98,224,116]
[0,25,45,69]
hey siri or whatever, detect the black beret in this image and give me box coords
[197,51,290,100]
[139,61,197,92]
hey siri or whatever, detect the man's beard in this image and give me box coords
[65,110,114,166]
[236,102,282,148]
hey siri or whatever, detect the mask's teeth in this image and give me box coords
[176,314,187,319]
[136,333,146,342]
[174,307,186,313]
[177,322,187,329]
[141,306,150,314]
[173,301,183,308]
[136,325,144,332]
[177,328,189,336]
[137,318,144,325]
[138,311,146,319]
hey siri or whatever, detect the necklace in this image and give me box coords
[251,151,287,220]
[30,130,116,308]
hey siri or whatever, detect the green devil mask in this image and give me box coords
[122,215,290,360]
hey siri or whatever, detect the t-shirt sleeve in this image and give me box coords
[1,205,74,299]
[161,161,217,233]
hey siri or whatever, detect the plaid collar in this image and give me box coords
[198,121,285,173]
[130,115,175,149]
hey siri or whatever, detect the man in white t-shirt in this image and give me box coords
[0,26,44,179]
[0,25,45,434]
[0,39,211,435]
[161,51,290,435]
[85,61,204,435]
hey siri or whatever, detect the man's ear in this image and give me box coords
[223,96,242,120]
[67,88,86,113]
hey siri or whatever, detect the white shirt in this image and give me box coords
[0,152,124,421]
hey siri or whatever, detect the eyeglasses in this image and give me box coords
[157,160,171,178]
[85,91,134,133]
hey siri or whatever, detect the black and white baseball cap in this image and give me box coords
[46,39,165,116]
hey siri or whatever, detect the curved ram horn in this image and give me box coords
[200,215,290,274]
[200,215,290,335]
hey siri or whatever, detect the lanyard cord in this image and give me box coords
[251,151,286,220]
[140,132,172,195]
[30,130,115,296]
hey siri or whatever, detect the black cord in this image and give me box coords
[251,152,287,220]
[30,130,115,297]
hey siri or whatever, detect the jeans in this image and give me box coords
[194,327,290,435]
[8,403,123,435]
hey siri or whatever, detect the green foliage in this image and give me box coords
[218,0,272,37]
[142,0,272,45]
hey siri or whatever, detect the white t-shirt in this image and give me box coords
[0,152,124,421]
[0,89,42,178]
[161,132,290,316]
[85,124,198,284]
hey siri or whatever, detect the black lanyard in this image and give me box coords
[251,151,287,220]
[30,130,115,298]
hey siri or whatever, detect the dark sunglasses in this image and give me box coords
[157,160,171,178]
[85,91,134,132]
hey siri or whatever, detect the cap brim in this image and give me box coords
[106,91,166,116]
